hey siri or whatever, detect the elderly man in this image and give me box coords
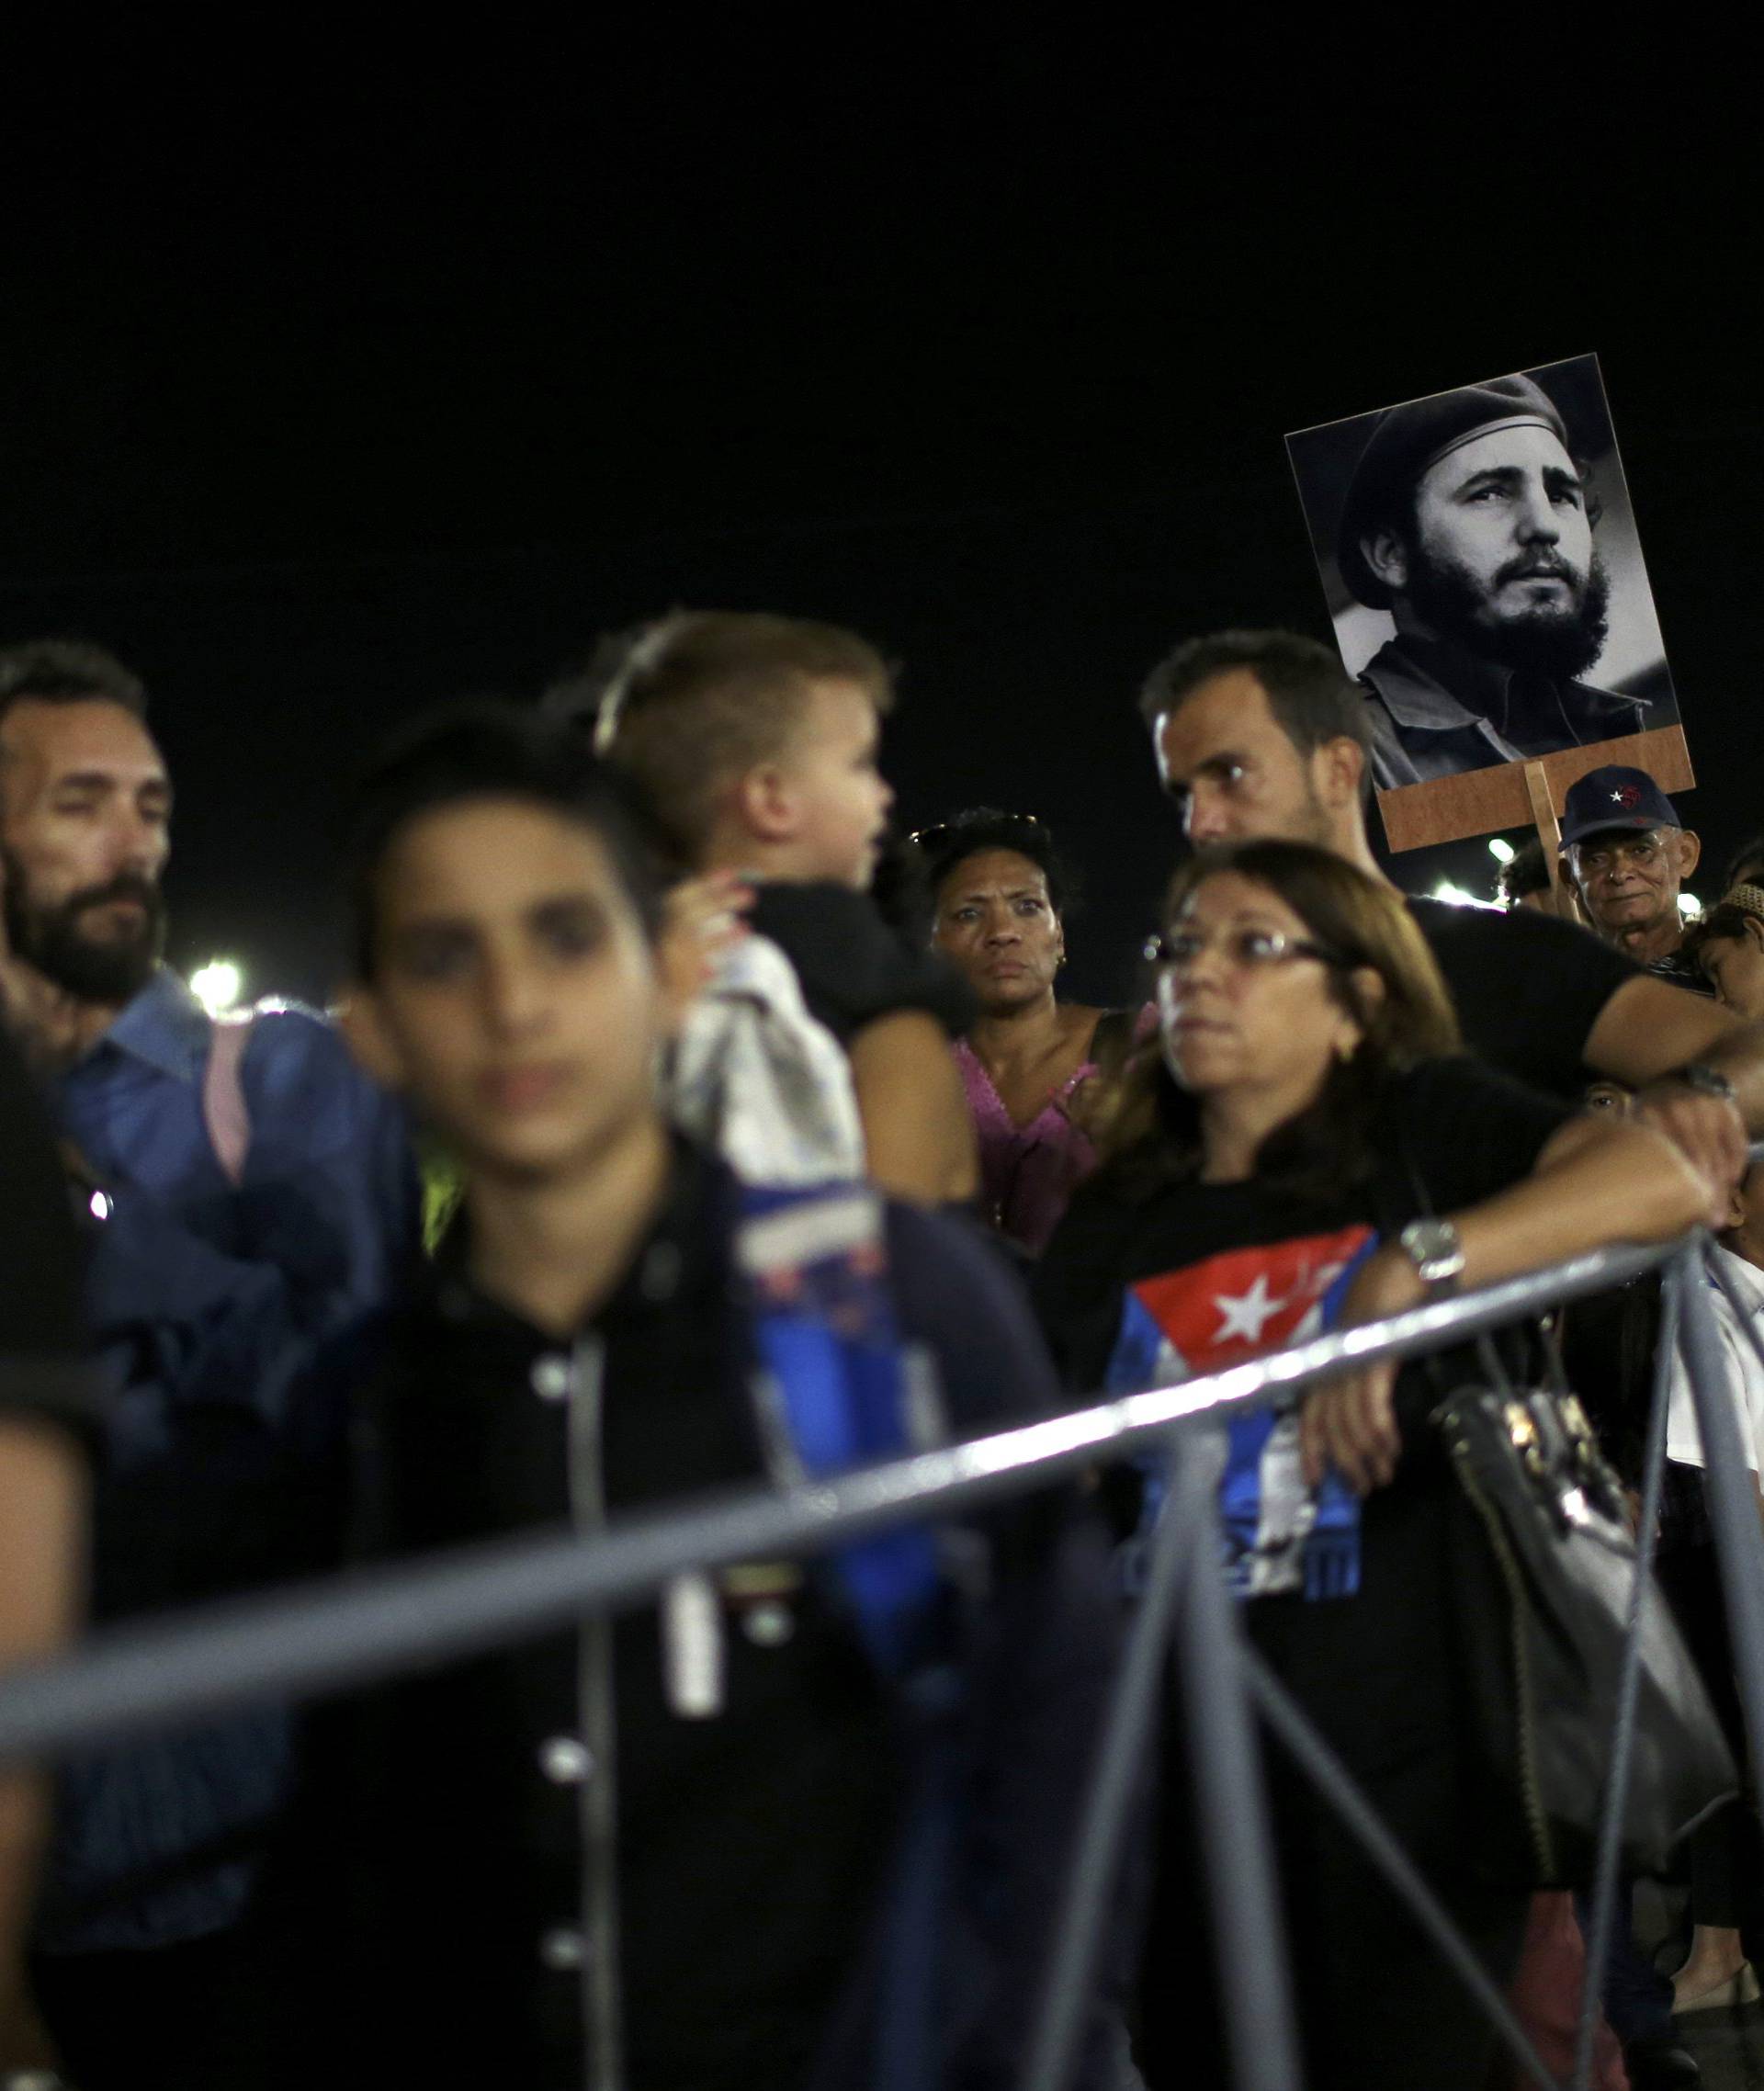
[1561,764,1712,997]
[1336,373,1666,787]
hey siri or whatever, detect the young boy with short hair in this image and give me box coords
[558,611,978,1202]
[305,704,1124,2091]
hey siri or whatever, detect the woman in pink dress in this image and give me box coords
[914,811,1141,1254]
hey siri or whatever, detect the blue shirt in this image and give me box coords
[37,969,418,1954]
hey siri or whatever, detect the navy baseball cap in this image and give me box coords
[1558,765,1681,851]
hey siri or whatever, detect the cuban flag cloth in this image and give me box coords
[1105,1226,1378,1601]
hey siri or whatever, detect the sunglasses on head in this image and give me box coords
[909,814,1045,851]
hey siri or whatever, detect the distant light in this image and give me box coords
[1431,880,1499,910]
[1487,837,1516,865]
[1679,893,1703,919]
[88,1189,112,1223]
[190,959,244,1015]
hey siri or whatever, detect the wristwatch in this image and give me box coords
[1667,1062,1737,1104]
[1398,1218,1466,1295]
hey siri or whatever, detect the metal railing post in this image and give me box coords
[1678,1238,1764,1775]
[1572,1263,1681,2089]
[1242,1654,1557,2091]
[1019,1433,1195,2091]
[1166,1431,1306,2091]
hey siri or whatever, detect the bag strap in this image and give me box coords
[202,1012,257,1188]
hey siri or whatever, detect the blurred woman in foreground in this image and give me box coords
[1035,840,1714,2091]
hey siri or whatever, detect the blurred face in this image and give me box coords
[1156,872,1363,1110]
[1567,825,1694,940]
[933,848,1063,1013]
[355,798,666,1182]
[1393,425,1609,678]
[777,679,893,887]
[1153,672,1337,850]
[0,698,171,1005]
[1697,921,1764,1020]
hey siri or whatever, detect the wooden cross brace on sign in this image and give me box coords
[1376,723,1695,922]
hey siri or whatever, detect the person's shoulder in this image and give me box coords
[236,1000,395,1113]
[1408,894,1637,972]
[750,881,972,1038]
[747,881,885,963]
[881,1198,1057,1426]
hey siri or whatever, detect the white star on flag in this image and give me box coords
[1212,1273,1284,1344]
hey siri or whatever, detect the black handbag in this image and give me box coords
[1435,1374,1736,1887]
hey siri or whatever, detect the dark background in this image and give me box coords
[1,37,1751,1008]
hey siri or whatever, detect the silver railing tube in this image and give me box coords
[0,1238,1678,1768]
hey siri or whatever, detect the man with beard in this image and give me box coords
[0,640,417,2091]
[1336,373,1661,787]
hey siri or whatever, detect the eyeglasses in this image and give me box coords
[1144,927,1345,972]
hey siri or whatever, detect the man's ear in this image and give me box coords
[731,763,797,845]
[1315,734,1367,812]
[1360,526,1409,597]
[336,986,406,1091]
[1676,828,1702,881]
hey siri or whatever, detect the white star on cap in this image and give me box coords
[1213,1273,1283,1344]
[1610,790,1624,803]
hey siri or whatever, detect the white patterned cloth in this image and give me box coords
[1667,1245,1764,1474]
[667,932,866,1184]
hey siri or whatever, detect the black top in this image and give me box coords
[0,1026,93,1441]
[1361,634,1655,790]
[1408,897,1642,1102]
[1647,945,1718,999]
[1035,1056,1568,1850]
[1035,1057,1567,1412]
[304,1145,1120,2091]
[749,882,974,1043]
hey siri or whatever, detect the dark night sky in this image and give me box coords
[1,40,1754,1008]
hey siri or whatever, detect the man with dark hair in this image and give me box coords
[1560,765,1712,997]
[1140,627,1748,1183]
[1332,375,1659,787]
[295,703,1126,2091]
[0,639,147,721]
[1142,625,1729,2091]
[0,639,417,2090]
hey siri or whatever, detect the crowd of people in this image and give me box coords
[0,603,1761,2091]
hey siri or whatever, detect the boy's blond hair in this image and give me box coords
[565,611,893,867]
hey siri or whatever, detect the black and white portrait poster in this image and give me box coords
[1287,354,1690,851]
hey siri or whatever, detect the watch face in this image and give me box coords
[1403,1220,1464,1283]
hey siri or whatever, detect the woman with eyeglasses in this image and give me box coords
[913,810,1144,1254]
[1035,840,1718,2091]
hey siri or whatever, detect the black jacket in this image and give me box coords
[285,1146,1127,2091]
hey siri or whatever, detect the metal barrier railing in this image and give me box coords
[2,1226,1761,2091]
